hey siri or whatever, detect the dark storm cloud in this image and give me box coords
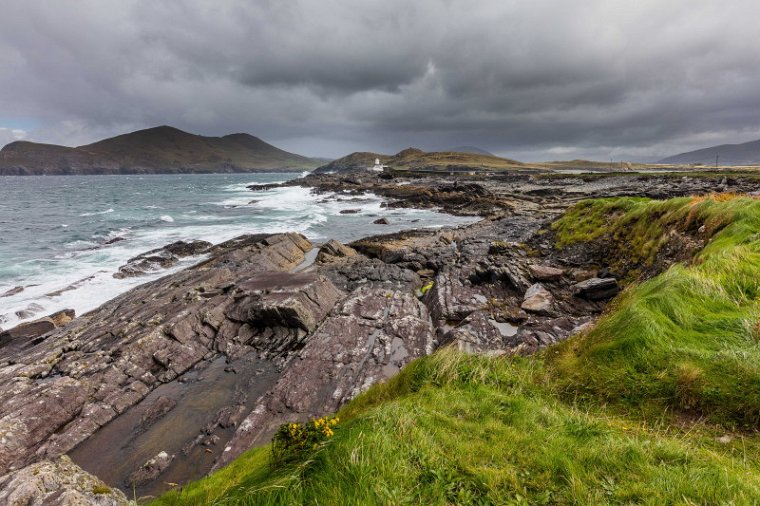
[1,0,760,160]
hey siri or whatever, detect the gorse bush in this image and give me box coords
[270,416,339,466]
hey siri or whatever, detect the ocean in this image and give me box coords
[0,173,476,330]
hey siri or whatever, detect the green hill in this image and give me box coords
[315,147,525,173]
[0,126,320,175]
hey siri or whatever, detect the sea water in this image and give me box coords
[0,173,476,329]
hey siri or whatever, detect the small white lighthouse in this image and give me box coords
[370,158,385,172]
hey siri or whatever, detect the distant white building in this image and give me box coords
[369,158,386,172]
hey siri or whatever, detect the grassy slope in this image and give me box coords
[154,195,760,505]
[551,195,760,426]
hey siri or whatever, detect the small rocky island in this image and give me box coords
[1,168,759,504]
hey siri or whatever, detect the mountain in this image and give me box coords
[445,145,495,156]
[314,147,523,173]
[658,139,760,166]
[0,126,320,175]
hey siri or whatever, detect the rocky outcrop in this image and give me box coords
[128,451,174,488]
[0,233,312,476]
[0,456,129,506]
[0,286,23,298]
[216,288,436,468]
[521,283,555,315]
[113,239,212,278]
[4,168,727,498]
[315,239,357,264]
[572,277,620,301]
[0,309,76,352]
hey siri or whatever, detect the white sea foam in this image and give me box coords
[79,208,114,217]
[0,174,478,329]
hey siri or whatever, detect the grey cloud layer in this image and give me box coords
[1,0,760,160]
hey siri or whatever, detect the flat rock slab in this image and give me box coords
[572,277,620,301]
[235,271,344,333]
[113,239,212,279]
[529,264,565,282]
[521,283,555,315]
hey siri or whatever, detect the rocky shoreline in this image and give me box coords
[0,169,747,503]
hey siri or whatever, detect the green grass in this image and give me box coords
[551,195,760,426]
[153,353,760,505]
[153,194,760,505]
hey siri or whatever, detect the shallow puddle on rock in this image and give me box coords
[69,354,280,500]
[382,336,411,377]
[489,318,518,337]
[293,247,319,272]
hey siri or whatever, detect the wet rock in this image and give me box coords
[0,456,129,506]
[14,303,45,320]
[113,239,212,279]
[128,451,174,487]
[0,286,23,297]
[528,264,565,282]
[521,283,555,315]
[373,218,390,225]
[247,182,285,192]
[49,309,76,327]
[163,240,213,258]
[339,208,361,214]
[138,396,177,433]
[572,277,620,301]
[315,239,357,263]
[0,317,55,344]
[104,236,126,245]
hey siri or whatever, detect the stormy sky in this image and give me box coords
[1,1,760,161]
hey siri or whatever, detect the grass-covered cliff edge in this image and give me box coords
[153,194,760,505]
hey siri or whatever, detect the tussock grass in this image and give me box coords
[551,195,760,426]
[153,194,760,505]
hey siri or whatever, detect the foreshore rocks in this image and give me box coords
[113,239,212,278]
[0,233,312,480]
[572,277,620,301]
[1,168,737,500]
[0,309,76,352]
[216,287,436,468]
[0,456,129,506]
